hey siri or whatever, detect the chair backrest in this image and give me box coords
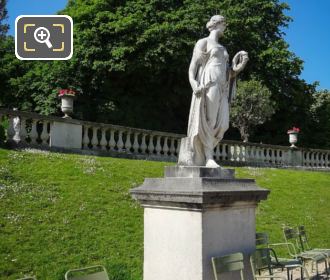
[282,226,300,254]
[65,265,109,280]
[297,225,311,251]
[250,248,274,277]
[211,252,245,280]
[256,232,269,247]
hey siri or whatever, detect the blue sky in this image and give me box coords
[5,0,330,90]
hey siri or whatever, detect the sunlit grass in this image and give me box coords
[0,148,329,279]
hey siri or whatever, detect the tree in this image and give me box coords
[306,90,330,148]
[0,0,29,109]
[230,79,275,142]
[0,0,8,39]
[7,0,316,142]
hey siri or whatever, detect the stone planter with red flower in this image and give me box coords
[287,127,300,148]
[58,89,76,118]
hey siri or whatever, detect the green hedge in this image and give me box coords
[0,118,8,146]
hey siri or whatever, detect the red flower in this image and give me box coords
[287,127,300,134]
[58,89,76,97]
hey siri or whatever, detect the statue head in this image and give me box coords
[206,15,226,32]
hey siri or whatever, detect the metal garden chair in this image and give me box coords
[65,265,109,280]
[256,232,310,280]
[250,248,286,279]
[283,226,328,278]
[297,225,330,259]
[211,252,245,280]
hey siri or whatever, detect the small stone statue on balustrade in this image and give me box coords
[178,14,249,167]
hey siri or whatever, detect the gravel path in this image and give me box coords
[268,261,329,279]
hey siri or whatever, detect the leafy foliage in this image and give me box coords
[307,90,330,148]
[231,79,275,142]
[0,0,8,38]
[1,0,324,146]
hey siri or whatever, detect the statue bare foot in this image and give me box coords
[206,159,220,168]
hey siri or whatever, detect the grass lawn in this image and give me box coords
[0,148,329,280]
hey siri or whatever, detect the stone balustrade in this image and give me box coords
[1,108,330,169]
[0,109,51,147]
[80,122,182,161]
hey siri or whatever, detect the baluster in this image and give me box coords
[325,153,329,168]
[124,131,132,153]
[274,149,278,165]
[253,146,259,163]
[19,118,27,144]
[271,149,275,164]
[100,128,108,151]
[313,152,317,167]
[229,145,234,161]
[148,135,154,154]
[109,129,116,151]
[227,144,233,161]
[261,148,267,164]
[82,126,90,149]
[40,121,49,146]
[256,147,262,163]
[30,119,39,145]
[132,132,140,154]
[309,152,314,166]
[222,143,228,161]
[315,152,319,167]
[169,138,176,156]
[215,144,220,161]
[316,152,320,167]
[163,137,169,157]
[321,152,325,167]
[232,145,238,161]
[279,149,284,165]
[265,148,270,164]
[253,146,260,163]
[117,130,124,152]
[307,152,312,166]
[318,152,322,167]
[91,127,99,149]
[247,146,253,163]
[155,136,162,155]
[238,145,244,162]
[244,145,250,162]
[176,139,181,155]
[140,134,147,154]
[268,149,272,165]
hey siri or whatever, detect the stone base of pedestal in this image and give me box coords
[50,121,82,150]
[131,166,269,280]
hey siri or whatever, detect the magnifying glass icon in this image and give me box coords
[34,27,53,49]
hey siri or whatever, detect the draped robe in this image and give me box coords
[178,43,236,166]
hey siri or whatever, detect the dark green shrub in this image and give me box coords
[0,118,8,146]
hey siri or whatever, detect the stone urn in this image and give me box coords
[287,127,300,148]
[58,89,76,119]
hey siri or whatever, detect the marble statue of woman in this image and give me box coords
[178,14,249,167]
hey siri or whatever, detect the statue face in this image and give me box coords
[216,21,226,35]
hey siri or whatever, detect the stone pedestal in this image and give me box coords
[131,166,269,280]
[50,121,82,150]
